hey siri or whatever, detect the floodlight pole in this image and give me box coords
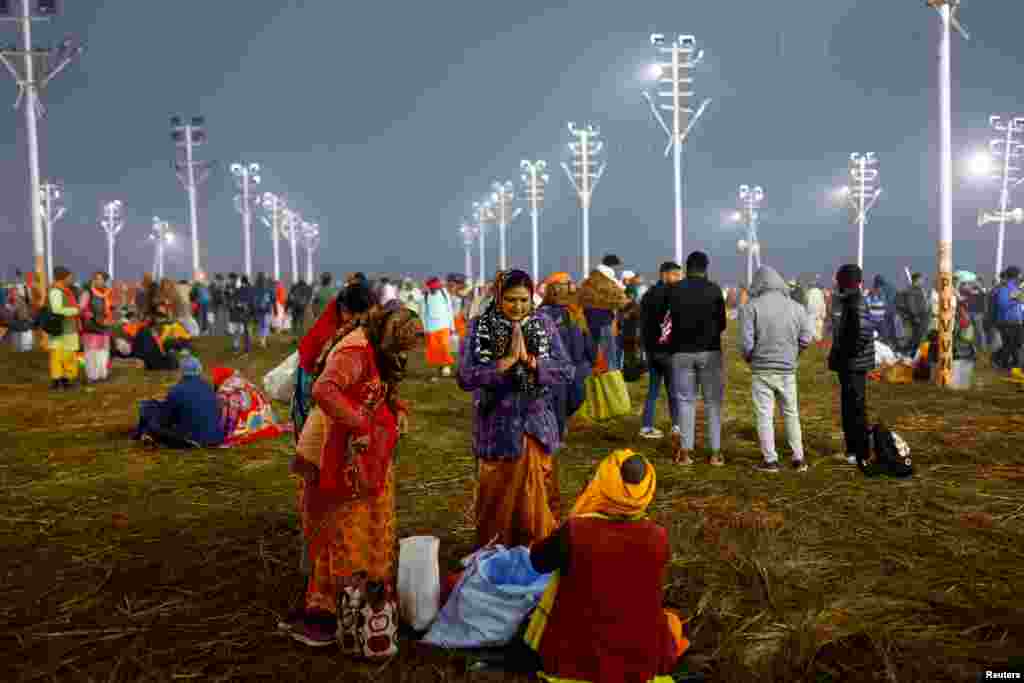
[301,222,319,284]
[261,192,283,281]
[151,217,172,280]
[645,34,712,266]
[473,200,495,281]
[984,116,1024,277]
[39,180,65,282]
[185,127,200,276]
[231,162,261,280]
[738,185,764,288]
[171,116,211,280]
[0,0,83,292]
[491,181,520,271]
[100,200,124,280]
[927,0,970,388]
[460,222,479,284]
[561,122,606,277]
[845,153,881,269]
[521,160,548,284]
[282,207,300,284]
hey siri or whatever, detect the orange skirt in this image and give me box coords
[475,435,560,549]
[454,312,467,340]
[425,328,455,366]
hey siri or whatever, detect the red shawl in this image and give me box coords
[298,295,346,373]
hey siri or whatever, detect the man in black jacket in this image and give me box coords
[828,264,876,466]
[896,272,929,354]
[638,261,683,439]
[665,251,728,466]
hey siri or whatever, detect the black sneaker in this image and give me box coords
[50,380,64,391]
[755,460,781,473]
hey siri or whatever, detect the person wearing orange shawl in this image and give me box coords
[421,276,456,379]
[47,266,82,390]
[79,271,115,383]
[526,449,689,683]
[283,283,422,648]
[210,366,291,446]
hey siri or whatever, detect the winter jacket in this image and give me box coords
[897,285,929,321]
[663,275,727,354]
[993,279,1024,324]
[164,376,227,447]
[420,289,454,333]
[739,266,814,374]
[829,289,876,373]
[287,282,313,313]
[865,291,887,327]
[639,281,671,353]
[229,284,255,323]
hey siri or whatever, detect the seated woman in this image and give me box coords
[134,354,226,448]
[526,449,689,683]
[211,366,291,446]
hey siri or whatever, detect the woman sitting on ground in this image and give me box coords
[526,449,689,683]
[211,366,291,446]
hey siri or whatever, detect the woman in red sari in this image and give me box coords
[284,286,422,649]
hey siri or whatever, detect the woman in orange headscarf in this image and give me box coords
[526,450,689,683]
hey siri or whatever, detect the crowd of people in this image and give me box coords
[2,253,1023,681]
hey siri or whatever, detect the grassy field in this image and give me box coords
[2,331,1023,682]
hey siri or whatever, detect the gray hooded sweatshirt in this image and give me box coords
[739,265,814,373]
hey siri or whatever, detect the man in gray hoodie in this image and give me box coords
[739,266,814,472]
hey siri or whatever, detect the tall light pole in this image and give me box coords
[644,33,712,266]
[840,153,882,269]
[459,222,480,285]
[39,180,65,282]
[281,206,301,284]
[260,192,284,281]
[925,0,970,388]
[561,121,606,277]
[971,116,1024,278]
[520,160,549,284]
[150,217,174,280]
[737,185,764,288]
[301,222,320,284]
[473,199,495,281]
[170,115,211,279]
[0,1,84,290]
[100,200,124,279]
[231,162,261,280]
[490,181,520,271]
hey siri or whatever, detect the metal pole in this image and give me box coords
[857,156,867,269]
[107,233,115,280]
[581,127,591,276]
[289,215,299,285]
[478,223,486,284]
[185,124,200,279]
[305,244,314,284]
[20,0,45,290]
[935,2,955,387]
[996,123,1013,277]
[42,187,53,282]
[672,46,683,266]
[531,207,539,285]
[464,245,472,285]
[242,173,252,279]
[499,212,507,271]
[272,201,280,282]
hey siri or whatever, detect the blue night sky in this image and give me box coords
[1,0,1023,285]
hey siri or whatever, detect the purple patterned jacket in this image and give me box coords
[457,314,575,461]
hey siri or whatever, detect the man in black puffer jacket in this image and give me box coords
[828,264,876,466]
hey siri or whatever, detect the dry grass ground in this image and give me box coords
[1,332,1023,682]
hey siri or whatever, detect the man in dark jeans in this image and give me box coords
[664,251,727,466]
[897,273,929,355]
[828,264,876,466]
[638,261,683,440]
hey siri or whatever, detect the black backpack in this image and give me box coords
[861,424,913,478]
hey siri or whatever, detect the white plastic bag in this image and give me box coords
[397,536,441,631]
[875,340,897,367]
[422,545,551,649]
[263,351,299,402]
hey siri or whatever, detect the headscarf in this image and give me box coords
[211,366,234,388]
[364,303,422,388]
[298,295,348,373]
[571,449,656,520]
[473,269,552,399]
[425,277,443,291]
[180,353,203,377]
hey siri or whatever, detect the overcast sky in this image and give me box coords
[1,0,1023,285]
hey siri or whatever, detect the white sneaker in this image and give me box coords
[846,454,858,465]
[671,425,681,435]
[441,366,452,377]
[639,427,664,439]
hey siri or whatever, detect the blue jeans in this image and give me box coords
[232,321,252,353]
[671,351,725,452]
[643,352,678,429]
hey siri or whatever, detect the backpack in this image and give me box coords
[35,305,65,336]
[861,424,913,478]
